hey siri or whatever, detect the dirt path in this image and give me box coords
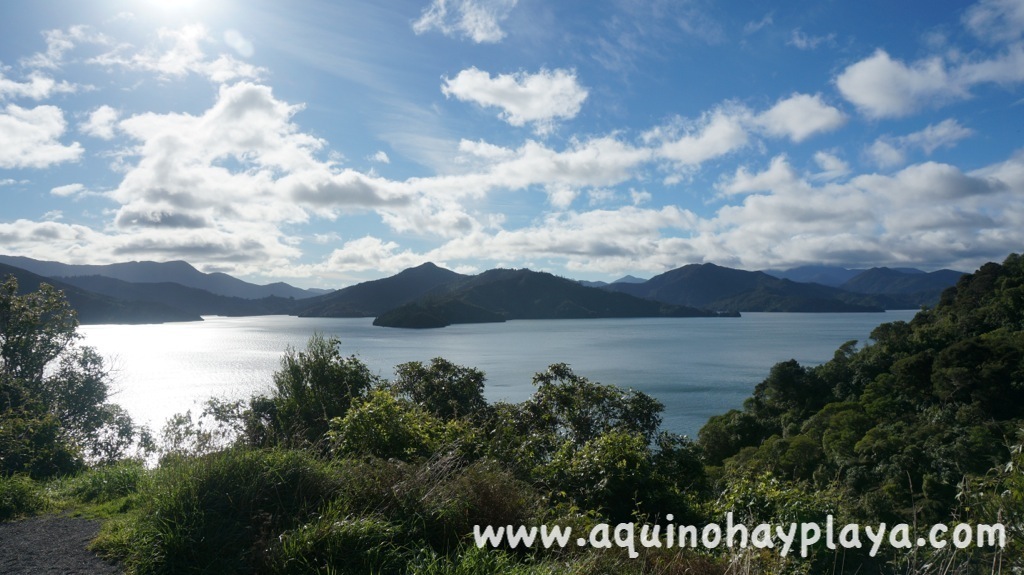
[0,515,123,575]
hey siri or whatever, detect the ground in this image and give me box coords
[0,514,122,575]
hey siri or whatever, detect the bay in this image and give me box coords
[79,310,919,438]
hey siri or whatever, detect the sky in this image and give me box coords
[1,0,1023,288]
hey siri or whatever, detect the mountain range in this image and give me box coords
[0,254,966,327]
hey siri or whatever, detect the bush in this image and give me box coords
[267,506,408,575]
[102,448,340,574]
[0,474,47,520]
[241,334,378,449]
[67,459,149,504]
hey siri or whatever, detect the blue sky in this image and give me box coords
[1,0,1023,288]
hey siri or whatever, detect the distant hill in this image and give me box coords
[0,255,325,300]
[763,265,864,287]
[373,267,732,328]
[56,275,299,317]
[0,263,200,324]
[612,275,647,284]
[607,263,887,312]
[296,262,468,317]
[840,267,964,295]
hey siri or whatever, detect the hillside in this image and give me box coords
[698,252,1024,533]
[839,266,965,299]
[0,255,325,300]
[56,275,299,317]
[296,262,468,317]
[373,267,732,328]
[608,262,887,312]
[0,263,200,324]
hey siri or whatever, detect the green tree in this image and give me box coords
[390,357,487,420]
[242,333,378,448]
[0,276,139,476]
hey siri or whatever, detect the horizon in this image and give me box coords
[2,0,1022,289]
[0,251,976,291]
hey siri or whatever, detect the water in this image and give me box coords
[78,311,919,438]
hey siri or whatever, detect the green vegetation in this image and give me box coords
[3,254,1023,573]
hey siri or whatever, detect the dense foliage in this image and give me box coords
[6,253,1024,573]
[0,276,145,478]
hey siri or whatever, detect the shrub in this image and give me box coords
[103,448,339,574]
[67,458,149,504]
[0,474,47,520]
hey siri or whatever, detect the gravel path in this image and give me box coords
[0,515,123,574]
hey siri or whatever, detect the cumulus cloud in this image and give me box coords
[413,0,518,43]
[836,47,1024,118]
[80,105,119,139]
[812,151,851,181]
[836,50,960,118]
[442,67,588,135]
[753,93,846,142]
[867,119,974,168]
[0,70,77,101]
[647,106,750,166]
[0,104,83,168]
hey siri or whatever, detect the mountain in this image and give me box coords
[840,267,964,294]
[612,275,647,284]
[0,255,324,300]
[296,262,469,317]
[55,275,299,317]
[373,267,733,328]
[838,267,965,308]
[0,263,200,324]
[763,265,864,287]
[607,263,887,312]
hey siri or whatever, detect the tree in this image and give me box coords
[390,357,487,420]
[242,333,378,448]
[0,276,139,476]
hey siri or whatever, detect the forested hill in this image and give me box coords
[372,267,730,328]
[698,253,1024,529]
[0,263,199,324]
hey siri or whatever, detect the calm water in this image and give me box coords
[79,311,919,438]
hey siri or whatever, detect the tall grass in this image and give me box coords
[0,474,48,520]
[92,447,550,574]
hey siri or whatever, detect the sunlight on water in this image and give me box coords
[79,311,919,437]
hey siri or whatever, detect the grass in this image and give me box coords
[0,473,48,520]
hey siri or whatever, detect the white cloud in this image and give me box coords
[0,71,77,101]
[370,150,390,164]
[91,24,264,82]
[648,107,750,166]
[0,104,83,168]
[963,0,1024,44]
[717,155,805,197]
[812,151,850,181]
[836,50,961,118]
[50,183,86,197]
[80,105,119,139]
[788,28,836,50]
[836,47,1024,118]
[442,67,588,135]
[753,93,846,142]
[743,14,774,34]
[21,25,109,69]
[867,119,974,168]
[413,0,518,43]
[223,29,254,58]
